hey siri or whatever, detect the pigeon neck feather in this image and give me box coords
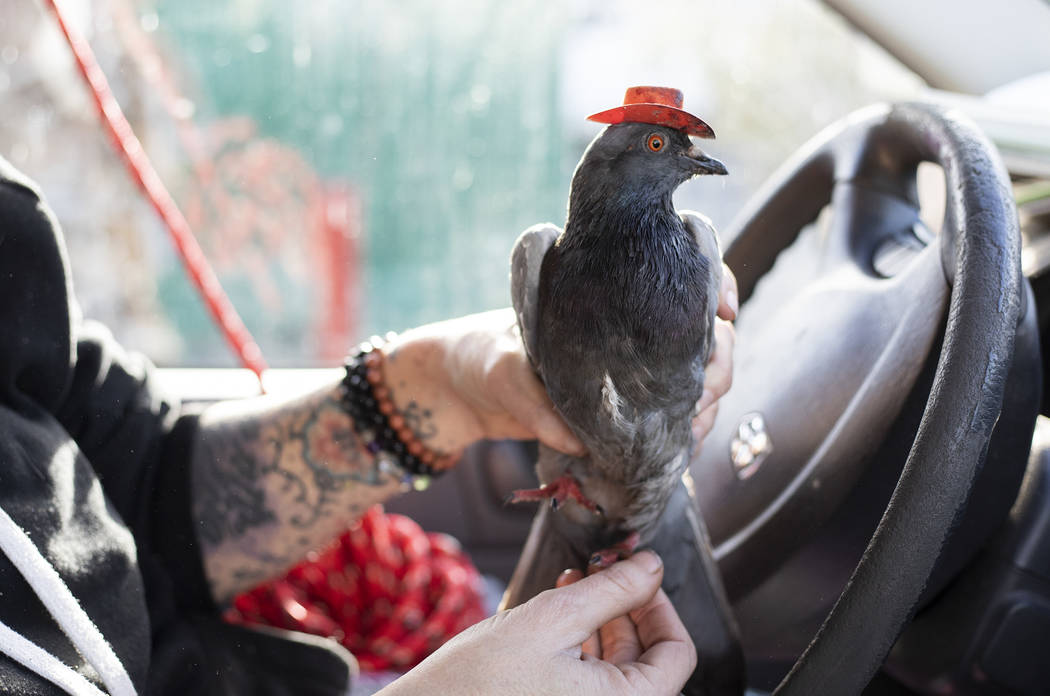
[564,178,683,246]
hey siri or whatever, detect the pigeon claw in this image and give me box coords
[509,473,599,514]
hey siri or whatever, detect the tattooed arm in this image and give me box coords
[191,385,397,603]
[191,308,586,604]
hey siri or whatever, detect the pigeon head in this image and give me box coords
[567,123,727,218]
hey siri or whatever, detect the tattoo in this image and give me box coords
[191,385,402,603]
[194,428,276,548]
[387,352,444,452]
[400,400,438,442]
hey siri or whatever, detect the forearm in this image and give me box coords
[190,383,406,604]
[188,330,486,605]
[189,308,585,605]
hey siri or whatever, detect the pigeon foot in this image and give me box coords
[588,531,642,569]
[509,473,600,514]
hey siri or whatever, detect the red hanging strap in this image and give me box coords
[43,0,268,385]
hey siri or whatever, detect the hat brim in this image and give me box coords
[587,104,715,139]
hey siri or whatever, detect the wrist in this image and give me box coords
[383,328,487,455]
[342,335,460,480]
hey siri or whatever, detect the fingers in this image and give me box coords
[693,265,738,443]
[691,401,719,443]
[556,569,601,657]
[544,552,664,646]
[705,320,735,397]
[717,264,739,321]
[628,587,698,692]
[493,353,586,456]
[597,606,643,666]
[544,558,693,694]
[556,563,646,664]
[567,560,640,665]
[692,318,734,442]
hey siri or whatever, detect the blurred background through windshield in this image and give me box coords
[0,0,922,366]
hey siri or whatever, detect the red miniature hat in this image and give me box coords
[587,86,715,139]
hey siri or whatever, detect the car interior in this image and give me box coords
[3,0,1050,694]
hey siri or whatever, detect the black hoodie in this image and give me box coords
[0,157,354,695]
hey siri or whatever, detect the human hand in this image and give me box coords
[381,308,586,459]
[692,264,738,443]
[377,551,696,696]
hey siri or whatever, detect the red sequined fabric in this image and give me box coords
[225,506,488,672]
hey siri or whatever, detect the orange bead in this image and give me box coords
[408,441,425,456]
[420,451,435,465]
[388,414,405,430]
[397,426,414,442]
[373,386,389,401]
[378,400,395,416]
[366,367,382,384]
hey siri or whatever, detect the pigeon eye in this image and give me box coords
[647,134,665,152]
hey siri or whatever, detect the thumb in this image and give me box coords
[495,361,586,456]
[542,552,665,645]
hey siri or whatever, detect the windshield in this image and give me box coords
[0,0,923,367]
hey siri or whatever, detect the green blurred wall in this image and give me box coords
[156,0,571,363]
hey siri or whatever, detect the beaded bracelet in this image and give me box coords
[341,334,457,480]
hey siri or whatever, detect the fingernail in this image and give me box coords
[556,568,581,587]
[726,290,739,318]
[636,551,663,574]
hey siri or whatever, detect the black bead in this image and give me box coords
[340,346,443,479]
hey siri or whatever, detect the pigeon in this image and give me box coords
[502,87,744,695]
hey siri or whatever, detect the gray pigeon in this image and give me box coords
[502,87,744,695]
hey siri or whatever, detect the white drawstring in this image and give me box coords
[0,619,108,696]
[0,504,137,696]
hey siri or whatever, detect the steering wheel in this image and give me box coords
[690,102,1028,694]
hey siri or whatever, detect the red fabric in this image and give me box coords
[225,507,488,672]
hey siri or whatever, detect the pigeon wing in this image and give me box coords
[510,223,560,371]
[681,210,723,319]
[681,210,724,365]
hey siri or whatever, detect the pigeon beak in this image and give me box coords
[685,144,728,176]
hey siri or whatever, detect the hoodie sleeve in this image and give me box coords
[55,325,216,613]
[0,157,214,613]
